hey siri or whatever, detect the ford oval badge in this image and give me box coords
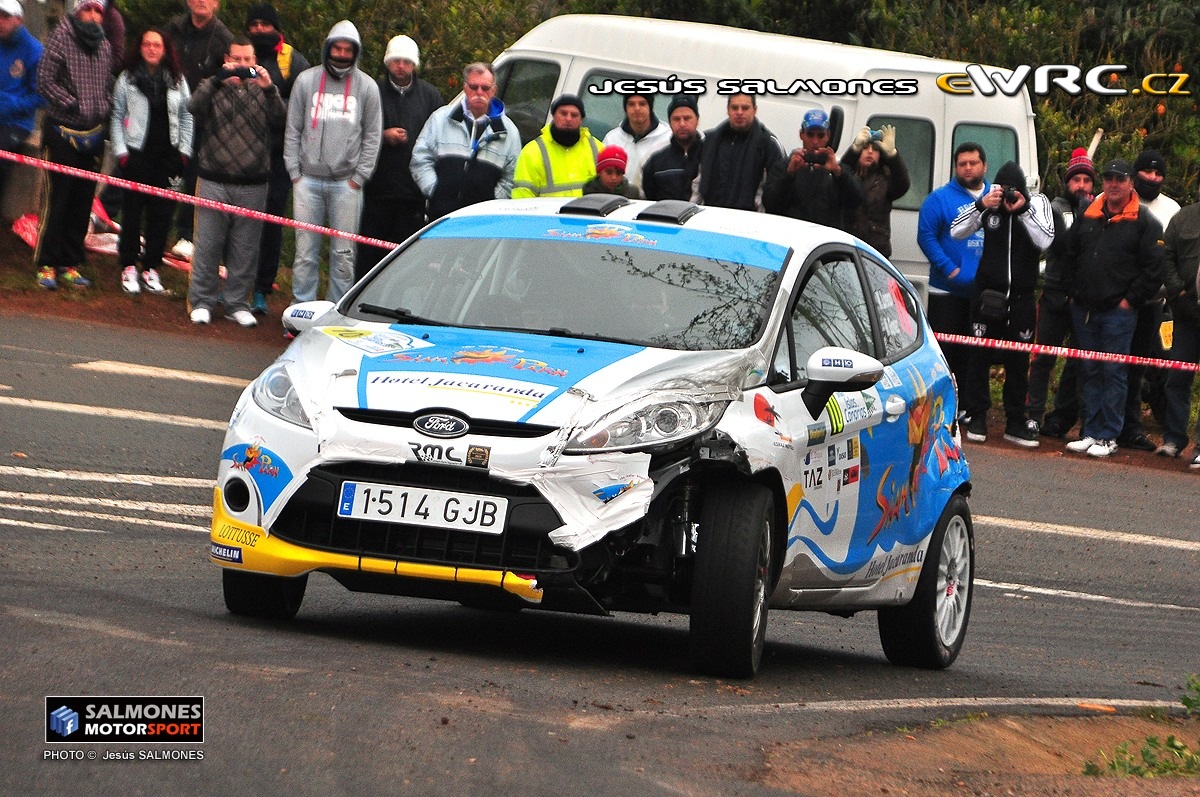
[413,412,470,439]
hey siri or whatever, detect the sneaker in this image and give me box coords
[226,309,258,328]
[1118,431,1156,452]
[58,267,91,290]
[1190,452,1200,470]
[964,415,987,443]
[141,268,166,294]
[121,265,141,294]
[1066,436,1097,454]
[1086,439,1118,458]
[251,290,269,315]
[1003,419,1041,448]
[190,307,211,325]
[37,266,57,290]
[1156,441,1182,458]
[171,239,194,260]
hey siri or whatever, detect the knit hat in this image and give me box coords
[1063,147,1096,182]
[0,0,23,18]
[666,95,699,118]
[596,145,628,173]
[69,0,106,14]
[624,92,654,111]
[383,35,419,68]
[1134,149,1166,175]
[801,108,829,130]
[245,3,281,31]
[551,93,585,118]
[995,161,1030,202]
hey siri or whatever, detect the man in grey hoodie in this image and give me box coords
[283,20,381,304]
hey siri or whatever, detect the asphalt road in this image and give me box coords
[1,309,1197,796]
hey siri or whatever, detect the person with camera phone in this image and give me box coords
[950,161,1054,447]
[763,108,862,230]
[840,124,910,257]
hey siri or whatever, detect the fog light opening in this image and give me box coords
[223,478,252,513]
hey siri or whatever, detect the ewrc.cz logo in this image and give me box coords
[936,64,1191,96]
[45,697,205,743]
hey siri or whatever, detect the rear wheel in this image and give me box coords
[689,482,774,678]
[222,569,308,620]
[877,494,973,668]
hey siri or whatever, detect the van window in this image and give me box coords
[953,124,1018,186]
[493,59,561,145]
[865,116,934,212]
[579,70,655,141]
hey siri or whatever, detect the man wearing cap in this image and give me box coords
[1030,146,1096,438]
[1061,158,1165,458]
[763,107,862,230]
[34,0,113,290]
[1119,148,1180,451]
[411,62,518,220]
[512,93,598,198]
[356,34,441,277]
[0,0,42,205]
[641,95,701,202]
[601,91,669,198]
[245,2,309,314]
[284,20,382,304]
[693,92,784,211]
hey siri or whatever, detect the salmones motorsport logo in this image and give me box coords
[46,696,204,743]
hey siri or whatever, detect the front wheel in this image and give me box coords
[877,493,973,668]
[223,569,308,620]
[689,482,775,678]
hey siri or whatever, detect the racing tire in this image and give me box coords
[689,482,774,678]
[877,493,973,669]
[222,570,308,620]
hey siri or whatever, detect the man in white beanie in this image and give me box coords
[356,33,441,277]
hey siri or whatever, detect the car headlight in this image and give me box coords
[252,363,311,428]
[565,394,729,453]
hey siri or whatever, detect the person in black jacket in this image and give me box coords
[950,161,1054,447]
[840,125,909,255]
[692,93,784,211]
[763,108,862,230]
[641,95,702,202]
[356,35,442,278]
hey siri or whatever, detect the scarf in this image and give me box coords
[550,125,580,148]
[70,17,106,53]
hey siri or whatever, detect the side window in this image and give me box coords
[493,59,561,145]
[861,255,921,361]
[786,255,876,382]
[865,115,933,211]
[953,124,1018,186]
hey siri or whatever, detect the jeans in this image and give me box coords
[291,176,363,304]
[1161,311,1200,449]
[1071,303,1138,441]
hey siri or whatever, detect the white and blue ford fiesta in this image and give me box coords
[211,195,973,677]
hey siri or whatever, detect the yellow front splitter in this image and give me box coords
[209,487,544,603]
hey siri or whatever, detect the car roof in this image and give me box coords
[436,197,865,262]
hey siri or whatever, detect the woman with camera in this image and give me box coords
[111,27,193,294]
[840,125,910,257]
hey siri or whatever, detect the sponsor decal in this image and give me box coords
[453,347,517,366]
[803,467,824,489]
[825,396,845,434]
[846,438,859,459]
[368,374,553,405]
[821,357,853,368]
[413,413,470,439]
[592,477,643,503]
[806,423,826,446]
[230,442,279,478]
[544,224,659,247]
[222,441,293,511]
[209,543,242,563]
[827,445,836,467]
[864,548,925,580]
[213,524,259,548]
[46,697,204,743]
[321,327,436,356]
[465,445,491,469]
[843,464,860,485]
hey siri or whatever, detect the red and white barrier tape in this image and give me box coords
[934,332,1200,372]
[0,147,399,250]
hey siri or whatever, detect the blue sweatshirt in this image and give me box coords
[917,177,990,296]
[0,25,44,132]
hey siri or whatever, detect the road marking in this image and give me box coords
[2,504,208,533]
[74,360,251,388]
[0,396,227,431]
[4,606,188,647]
[0,517,109,533]
[0,466,213,488]
[975,514,1200,552]
[977,578,1198,612]
[0,490,210,517]
[688,696,1180,718]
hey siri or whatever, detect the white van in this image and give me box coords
[491,14,1039,292]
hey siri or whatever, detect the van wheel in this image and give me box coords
[877,494,973,668]
[689,482,774,678]
[223,570,307,620]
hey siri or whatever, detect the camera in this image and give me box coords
[219,65,258,80]
[803,149,827,166]
[1002,187,1021,204]
[869,129,883,141]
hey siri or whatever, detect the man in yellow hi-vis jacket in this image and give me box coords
[512,94,599,198]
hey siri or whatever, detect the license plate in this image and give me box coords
[336,481,507,534]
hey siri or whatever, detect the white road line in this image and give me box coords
[0,517,109,534]
[975,514,1200,552]
[686,696,1180,718]
[0,490,210,517]
[74,360,251,388]
[977,578,1198,612]
[0,466,213,488]
[1,504,207,533]
[0,396,227,431]
[0,383,11,391]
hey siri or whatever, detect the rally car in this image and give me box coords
[211,195,973,677]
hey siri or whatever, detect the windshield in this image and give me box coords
[349,219,784,351]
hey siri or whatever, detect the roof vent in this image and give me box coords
[558,195,631,217]
[635,200,703,224]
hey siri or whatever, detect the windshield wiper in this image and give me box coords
[357,303,447,326]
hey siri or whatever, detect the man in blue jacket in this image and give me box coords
[0,0,41,206]
[918,142,989,392]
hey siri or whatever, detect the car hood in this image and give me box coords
[284,321,763,429]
